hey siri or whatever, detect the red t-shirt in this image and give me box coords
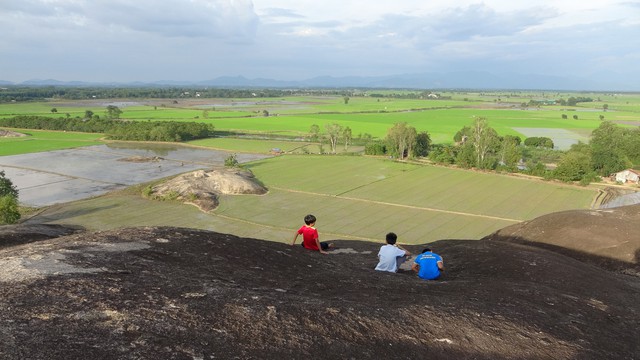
[298,225,319,250]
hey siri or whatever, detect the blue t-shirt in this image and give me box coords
[414,252,443,280]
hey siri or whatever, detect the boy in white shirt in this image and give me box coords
[375,232,412,273]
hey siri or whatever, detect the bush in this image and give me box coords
[0,171,20,224]
[224,153,239,167]
[364,142,387,155]
[0,195,20,224]
[428,144,456,164]
[0,171,18,198]
[142,185,154,198]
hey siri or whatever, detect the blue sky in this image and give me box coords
[1,0,639,87]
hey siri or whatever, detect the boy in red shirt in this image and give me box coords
[291,214,333,254]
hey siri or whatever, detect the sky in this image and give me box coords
[1,0,640,87]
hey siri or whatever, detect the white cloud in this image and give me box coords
[0,0,638,87]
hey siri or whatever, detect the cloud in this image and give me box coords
[2,0,259,40]
[0,0,638,87]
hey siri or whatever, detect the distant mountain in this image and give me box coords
[1,71,637,91]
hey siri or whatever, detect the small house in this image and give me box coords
[613,169,640,184]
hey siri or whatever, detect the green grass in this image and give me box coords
[0,129,104,155]
[3,93,639,146]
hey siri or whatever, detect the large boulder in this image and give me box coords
[151,168,267,211]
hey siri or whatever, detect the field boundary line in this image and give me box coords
[271,187,522,223]
[0,163,127,186]
[212,213,378,242]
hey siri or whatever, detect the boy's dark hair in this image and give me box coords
[385,232,397,245]
[304,214,316,225]
[422,248,431,253]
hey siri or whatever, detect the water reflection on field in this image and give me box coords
[0,144,270,207]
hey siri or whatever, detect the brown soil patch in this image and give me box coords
[0,206,638,359]
[151,168,267,211]
[118,156,163,163]
[0,129,27,137]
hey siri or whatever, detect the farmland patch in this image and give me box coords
[512,127,589,150]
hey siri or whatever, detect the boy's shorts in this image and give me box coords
[301,242,330,251]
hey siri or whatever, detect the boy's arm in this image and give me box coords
[316,238,327,254]
[291,232,299,246]
[396,244,411,256]
[411,262,420,273]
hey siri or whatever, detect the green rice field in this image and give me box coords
[32,155,598,245]
[2,92,639,148]
[0,91,630,244]
[0,129,103,156]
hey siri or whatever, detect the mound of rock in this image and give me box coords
[484,204,640,275]
[151,168,267,211]
[0,226,638,359]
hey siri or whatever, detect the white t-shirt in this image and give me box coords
[375,244,406,272]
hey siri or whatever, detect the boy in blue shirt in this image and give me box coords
[412,248,444,280]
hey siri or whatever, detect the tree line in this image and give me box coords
[359,117,639,185]
[0,115,213,142]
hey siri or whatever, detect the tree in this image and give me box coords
[470,117,499,169]
[202,110,210,119]
[386,122,417,160]
[561,114,567,119]
[0,170,18,199]
[308,124,320,142]
[455,143,476,168]
[324,123,343,153]
[453,126,472,143]
[553,152,592,182]
[343,96,350,105]
[573,114,578,120]
[524,137,554,149]
[342,126,352,151]
[84,110,94,119]
[262,110,269,117]
[50,108,58,113]
[603,104,608,111]
[105,105,122,119]
[599,115,605,121]
[590,121,630,175]
[413,131,431,157]
[0,171,20,224]
[498,136,522,170]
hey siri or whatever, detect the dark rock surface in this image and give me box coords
[0,207,638,359]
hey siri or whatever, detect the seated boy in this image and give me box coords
[291,214,332,254]
[412,248,444,280]
[375,232,412,273]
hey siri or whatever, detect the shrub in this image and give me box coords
[224,153,239,167]
[364,142,387,155]
[142,185,154,198]
[0,171,20,224]
[0,195,20,224]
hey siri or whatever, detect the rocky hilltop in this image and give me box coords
[0,205,639,359]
